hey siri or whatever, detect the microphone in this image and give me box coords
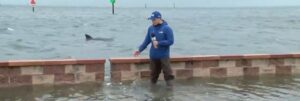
[151,33,156,41]
[151,33,157,48]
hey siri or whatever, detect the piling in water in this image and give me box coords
[32,7,35,13]
[112,4,115,14]
[173,3,175,8]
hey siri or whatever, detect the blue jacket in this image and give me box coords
[139,21,174,59]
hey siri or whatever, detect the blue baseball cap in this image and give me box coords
[148,11,162,20]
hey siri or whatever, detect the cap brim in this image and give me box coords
[147,17,155,20]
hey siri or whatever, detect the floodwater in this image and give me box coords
[0,75,300,101]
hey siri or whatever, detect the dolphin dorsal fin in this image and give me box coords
[85,34,93,40]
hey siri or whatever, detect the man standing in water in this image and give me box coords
[134,11,175,87]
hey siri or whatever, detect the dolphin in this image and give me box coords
[85,34,114,42]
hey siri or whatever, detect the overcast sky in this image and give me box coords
[2,0,300,7]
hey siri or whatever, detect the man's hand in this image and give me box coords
[153,41,158,48]
[133,51,140,57]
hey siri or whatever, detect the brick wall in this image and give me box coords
[1,53,300,86]
[0,59,105,87]
[110,54,300,82]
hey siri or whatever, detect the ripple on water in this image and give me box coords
[119,48,133,53]
[8,42,36,51]
[38,48,56,52]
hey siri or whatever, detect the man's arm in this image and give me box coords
[138,28,151,52]
[158,26,174,46]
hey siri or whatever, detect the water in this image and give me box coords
[2,6,300,101]
[1,6,300,60]
[0,75,300,101]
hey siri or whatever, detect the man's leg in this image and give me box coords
[161,58,175,86]
[150,59,162,84]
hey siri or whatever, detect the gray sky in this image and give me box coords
[2,0,300,7]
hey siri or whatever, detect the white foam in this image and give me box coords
[7,27,14,31]
[106,83,111,86]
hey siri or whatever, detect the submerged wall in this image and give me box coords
[0,59,105,87]
[110,54,300,82]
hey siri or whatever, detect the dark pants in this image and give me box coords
[150,58,175,84]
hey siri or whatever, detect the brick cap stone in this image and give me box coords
[0,59,105,67]
[109,53,300,64]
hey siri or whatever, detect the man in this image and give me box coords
[133,11,175,87]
